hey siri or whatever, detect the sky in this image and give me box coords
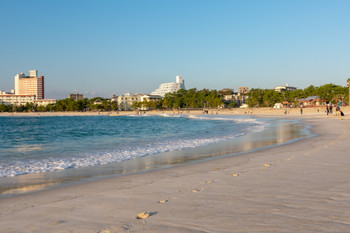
[1,0,350,99]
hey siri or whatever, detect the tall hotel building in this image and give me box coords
[151,76,185,97]
[14,70,44,100]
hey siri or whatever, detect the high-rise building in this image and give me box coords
[69,93,84,101]
[14,70,44,100]
[151,75,185,97]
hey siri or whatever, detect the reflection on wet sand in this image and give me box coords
[0,119,309,198]
[2,183,59,195]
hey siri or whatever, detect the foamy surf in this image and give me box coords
[0,115,267,177]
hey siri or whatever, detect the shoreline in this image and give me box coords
[1,114,350,232]
[0,116,308,198]
[0,106,349,118]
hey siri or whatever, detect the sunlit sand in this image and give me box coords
[1,109,350,232]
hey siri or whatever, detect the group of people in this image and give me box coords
[326,104,344,116]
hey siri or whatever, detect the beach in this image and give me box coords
[1,110,350,232]
[0,106,349,118]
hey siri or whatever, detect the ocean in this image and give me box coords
[0,114,309,196]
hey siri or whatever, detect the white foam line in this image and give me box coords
[0,115,268,178]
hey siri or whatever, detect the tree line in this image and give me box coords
[0,83,349,112]
[247,83,349,107]
[0,97,118,112]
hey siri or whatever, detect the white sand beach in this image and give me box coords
[1,112,350,232]
[1,106,349,118]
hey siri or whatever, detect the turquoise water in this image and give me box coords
[0,114,266,177]
[0,114,309,196]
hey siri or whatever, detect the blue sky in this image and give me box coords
[1,0,349,99]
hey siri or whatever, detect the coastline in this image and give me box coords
[1,113,350,232]
[0,106,349,119]
[0,116,307,197]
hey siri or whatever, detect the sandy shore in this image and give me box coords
[1,106,350,118]
[1,112,350,232]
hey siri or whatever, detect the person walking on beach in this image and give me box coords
[330,105,333,114]
[300,107,303,115]
[326,105,329,115]
[336,105,341,116]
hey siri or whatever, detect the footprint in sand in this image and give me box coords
[137,212,150,219]
[136,211,158,219]
[192,188,202,193]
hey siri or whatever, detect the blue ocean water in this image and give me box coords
[0,114,267,178]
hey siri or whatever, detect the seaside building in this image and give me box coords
[231,87,249,106]
[15,70,45,100]
[0,70,56,106]
[298,96,327,107]
[139,94,162,102]
[110,95,118,103]
[69,93,84,101]
[0,94,36,106]
[139,94,162,110]
[93,99,103,105]
[275,84,297,92]
[117,93,141,110]
[220,87,250,107]
[223,94,235,102]
[34,99,57,106]
[0,93,56,107]
[151,76,185,97]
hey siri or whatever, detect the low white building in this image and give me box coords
[0,94,57,107]
[139,94,162,110]
[0,94,36,106]
[151,76,185,97]
[275,84,296,92]
[140,94,162,102]
[117,93,141,110]
[34,99,57,106]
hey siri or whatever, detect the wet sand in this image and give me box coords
[0,111,350,232]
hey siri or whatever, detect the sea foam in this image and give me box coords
[0,115,267,177]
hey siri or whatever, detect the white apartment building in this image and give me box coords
[117,93,141,110]
[151,76,185,97]
[0,94,36,106]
